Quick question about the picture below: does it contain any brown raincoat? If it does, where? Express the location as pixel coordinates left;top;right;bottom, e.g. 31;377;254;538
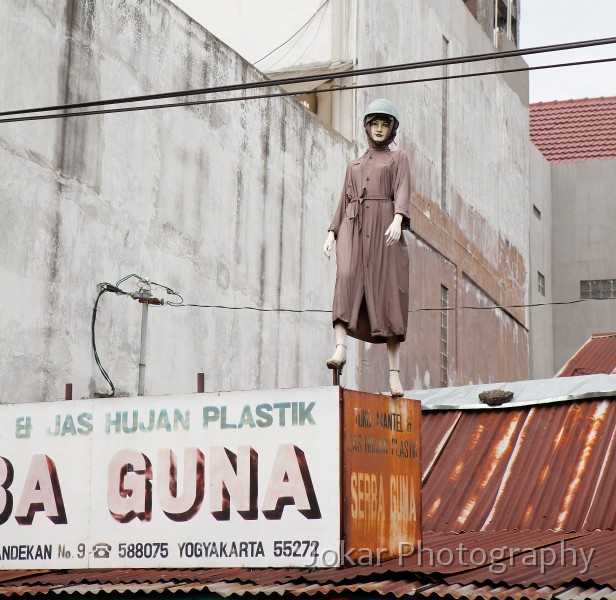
328;145;411;343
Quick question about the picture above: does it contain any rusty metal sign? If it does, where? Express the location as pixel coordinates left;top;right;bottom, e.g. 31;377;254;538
341;388;422;563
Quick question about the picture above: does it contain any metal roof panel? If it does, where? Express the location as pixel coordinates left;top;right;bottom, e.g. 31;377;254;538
408;374;616;410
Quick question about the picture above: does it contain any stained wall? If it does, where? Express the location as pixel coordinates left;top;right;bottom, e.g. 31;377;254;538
0;0;352;402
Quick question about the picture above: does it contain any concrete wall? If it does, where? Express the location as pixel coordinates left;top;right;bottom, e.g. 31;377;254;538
354;0;530;388
0;0;353;403
1;0;532;403
528;144;554;378
551;158;616;372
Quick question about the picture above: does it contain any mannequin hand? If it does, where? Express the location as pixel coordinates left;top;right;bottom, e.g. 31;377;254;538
323;231;335;259
385;213;403;246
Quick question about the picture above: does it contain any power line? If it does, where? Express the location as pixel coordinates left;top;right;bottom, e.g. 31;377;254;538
253;0;330;65
2;55;615;125
1;37;615;120
165;296;615;314
108;274;616;316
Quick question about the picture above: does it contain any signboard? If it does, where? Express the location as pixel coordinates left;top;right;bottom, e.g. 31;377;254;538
342;390;421;563
0;387;340;569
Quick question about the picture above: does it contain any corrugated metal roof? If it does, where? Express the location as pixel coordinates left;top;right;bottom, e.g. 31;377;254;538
407;373;616;410
530;96;616;162
421;398;616;532
557;333;616;377
2;531;616;598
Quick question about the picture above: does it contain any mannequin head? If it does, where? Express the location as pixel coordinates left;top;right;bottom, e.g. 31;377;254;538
368;115;392;143
363;99;400;147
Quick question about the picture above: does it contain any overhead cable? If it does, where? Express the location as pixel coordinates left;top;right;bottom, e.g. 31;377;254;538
2;55;615;125
1;37;615;120
166;296;615;314
253;0;330;65
105;273;616;316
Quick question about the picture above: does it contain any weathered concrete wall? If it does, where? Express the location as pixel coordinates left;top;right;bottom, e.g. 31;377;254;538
551;158;616;372
164;0;532;391
529;144;554;378
1;0;532;402
0;0;353;403
355;0;530;388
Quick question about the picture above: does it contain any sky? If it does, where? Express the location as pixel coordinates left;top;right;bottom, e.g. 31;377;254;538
173;0;616;104
521;0;616;103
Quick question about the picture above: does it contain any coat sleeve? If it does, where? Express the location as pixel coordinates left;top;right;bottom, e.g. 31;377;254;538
393;151;412;231
328;163;352;237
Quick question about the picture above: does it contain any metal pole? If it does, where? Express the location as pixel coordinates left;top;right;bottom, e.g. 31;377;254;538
138;300;149;396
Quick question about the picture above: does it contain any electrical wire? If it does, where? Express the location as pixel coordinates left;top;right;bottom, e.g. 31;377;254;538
1;37;615;120
265;2;328;71
2;55;615;125
91;283;129;397
253;0;330;66
165;296;616;314
101;273;616;316
90;273;615;390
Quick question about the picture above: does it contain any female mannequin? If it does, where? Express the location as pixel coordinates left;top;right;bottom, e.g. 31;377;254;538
323;99;411;397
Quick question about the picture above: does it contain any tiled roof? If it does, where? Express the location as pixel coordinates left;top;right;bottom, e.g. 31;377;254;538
530;96;616;162
3;389;616;597
557;332;616;377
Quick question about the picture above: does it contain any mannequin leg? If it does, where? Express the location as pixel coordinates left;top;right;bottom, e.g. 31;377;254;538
387;337;404;397
326;322;347;369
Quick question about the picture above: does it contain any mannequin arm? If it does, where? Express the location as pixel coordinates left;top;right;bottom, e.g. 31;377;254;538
385;213;403;246
323;230;336;259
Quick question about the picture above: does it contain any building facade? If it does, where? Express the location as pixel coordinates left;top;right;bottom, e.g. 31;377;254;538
1;0;531;404
530;96;616;377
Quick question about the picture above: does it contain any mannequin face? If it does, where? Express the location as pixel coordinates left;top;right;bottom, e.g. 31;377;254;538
369;118;391;142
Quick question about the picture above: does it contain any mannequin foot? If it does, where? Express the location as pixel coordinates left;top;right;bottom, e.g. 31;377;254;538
389;369;404;397
326;344;347;370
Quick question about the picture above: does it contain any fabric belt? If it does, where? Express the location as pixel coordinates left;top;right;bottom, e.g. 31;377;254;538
347;194;391;231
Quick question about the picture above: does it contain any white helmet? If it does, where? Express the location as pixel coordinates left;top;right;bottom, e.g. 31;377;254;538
363;98;399;124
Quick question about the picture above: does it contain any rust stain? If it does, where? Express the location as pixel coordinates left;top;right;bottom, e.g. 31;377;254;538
556;400;609;529
410;190;527;327
341;389;421;562
468;424;485;451
450;462;464;481
456;496;477;526
426;497;441;519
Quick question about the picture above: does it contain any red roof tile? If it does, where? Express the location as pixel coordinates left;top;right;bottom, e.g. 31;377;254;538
556;332;616;377
530;96;616;162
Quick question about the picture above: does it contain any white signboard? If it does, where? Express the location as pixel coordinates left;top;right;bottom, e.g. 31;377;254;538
0;387;340;569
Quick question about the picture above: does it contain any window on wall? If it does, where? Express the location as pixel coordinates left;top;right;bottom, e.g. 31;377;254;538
495;0;519;46
581;279;616;299
440;285;449;387
538;272;545;297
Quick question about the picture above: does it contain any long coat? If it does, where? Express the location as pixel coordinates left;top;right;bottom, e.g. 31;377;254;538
328;146;411;344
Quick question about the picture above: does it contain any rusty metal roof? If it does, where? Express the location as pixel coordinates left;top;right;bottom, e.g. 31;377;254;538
557;333;616;377
421;398;616;532
2;531;616;598
3;391;616;598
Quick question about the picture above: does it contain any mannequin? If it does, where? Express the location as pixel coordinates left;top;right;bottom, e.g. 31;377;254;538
323;99;411;397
